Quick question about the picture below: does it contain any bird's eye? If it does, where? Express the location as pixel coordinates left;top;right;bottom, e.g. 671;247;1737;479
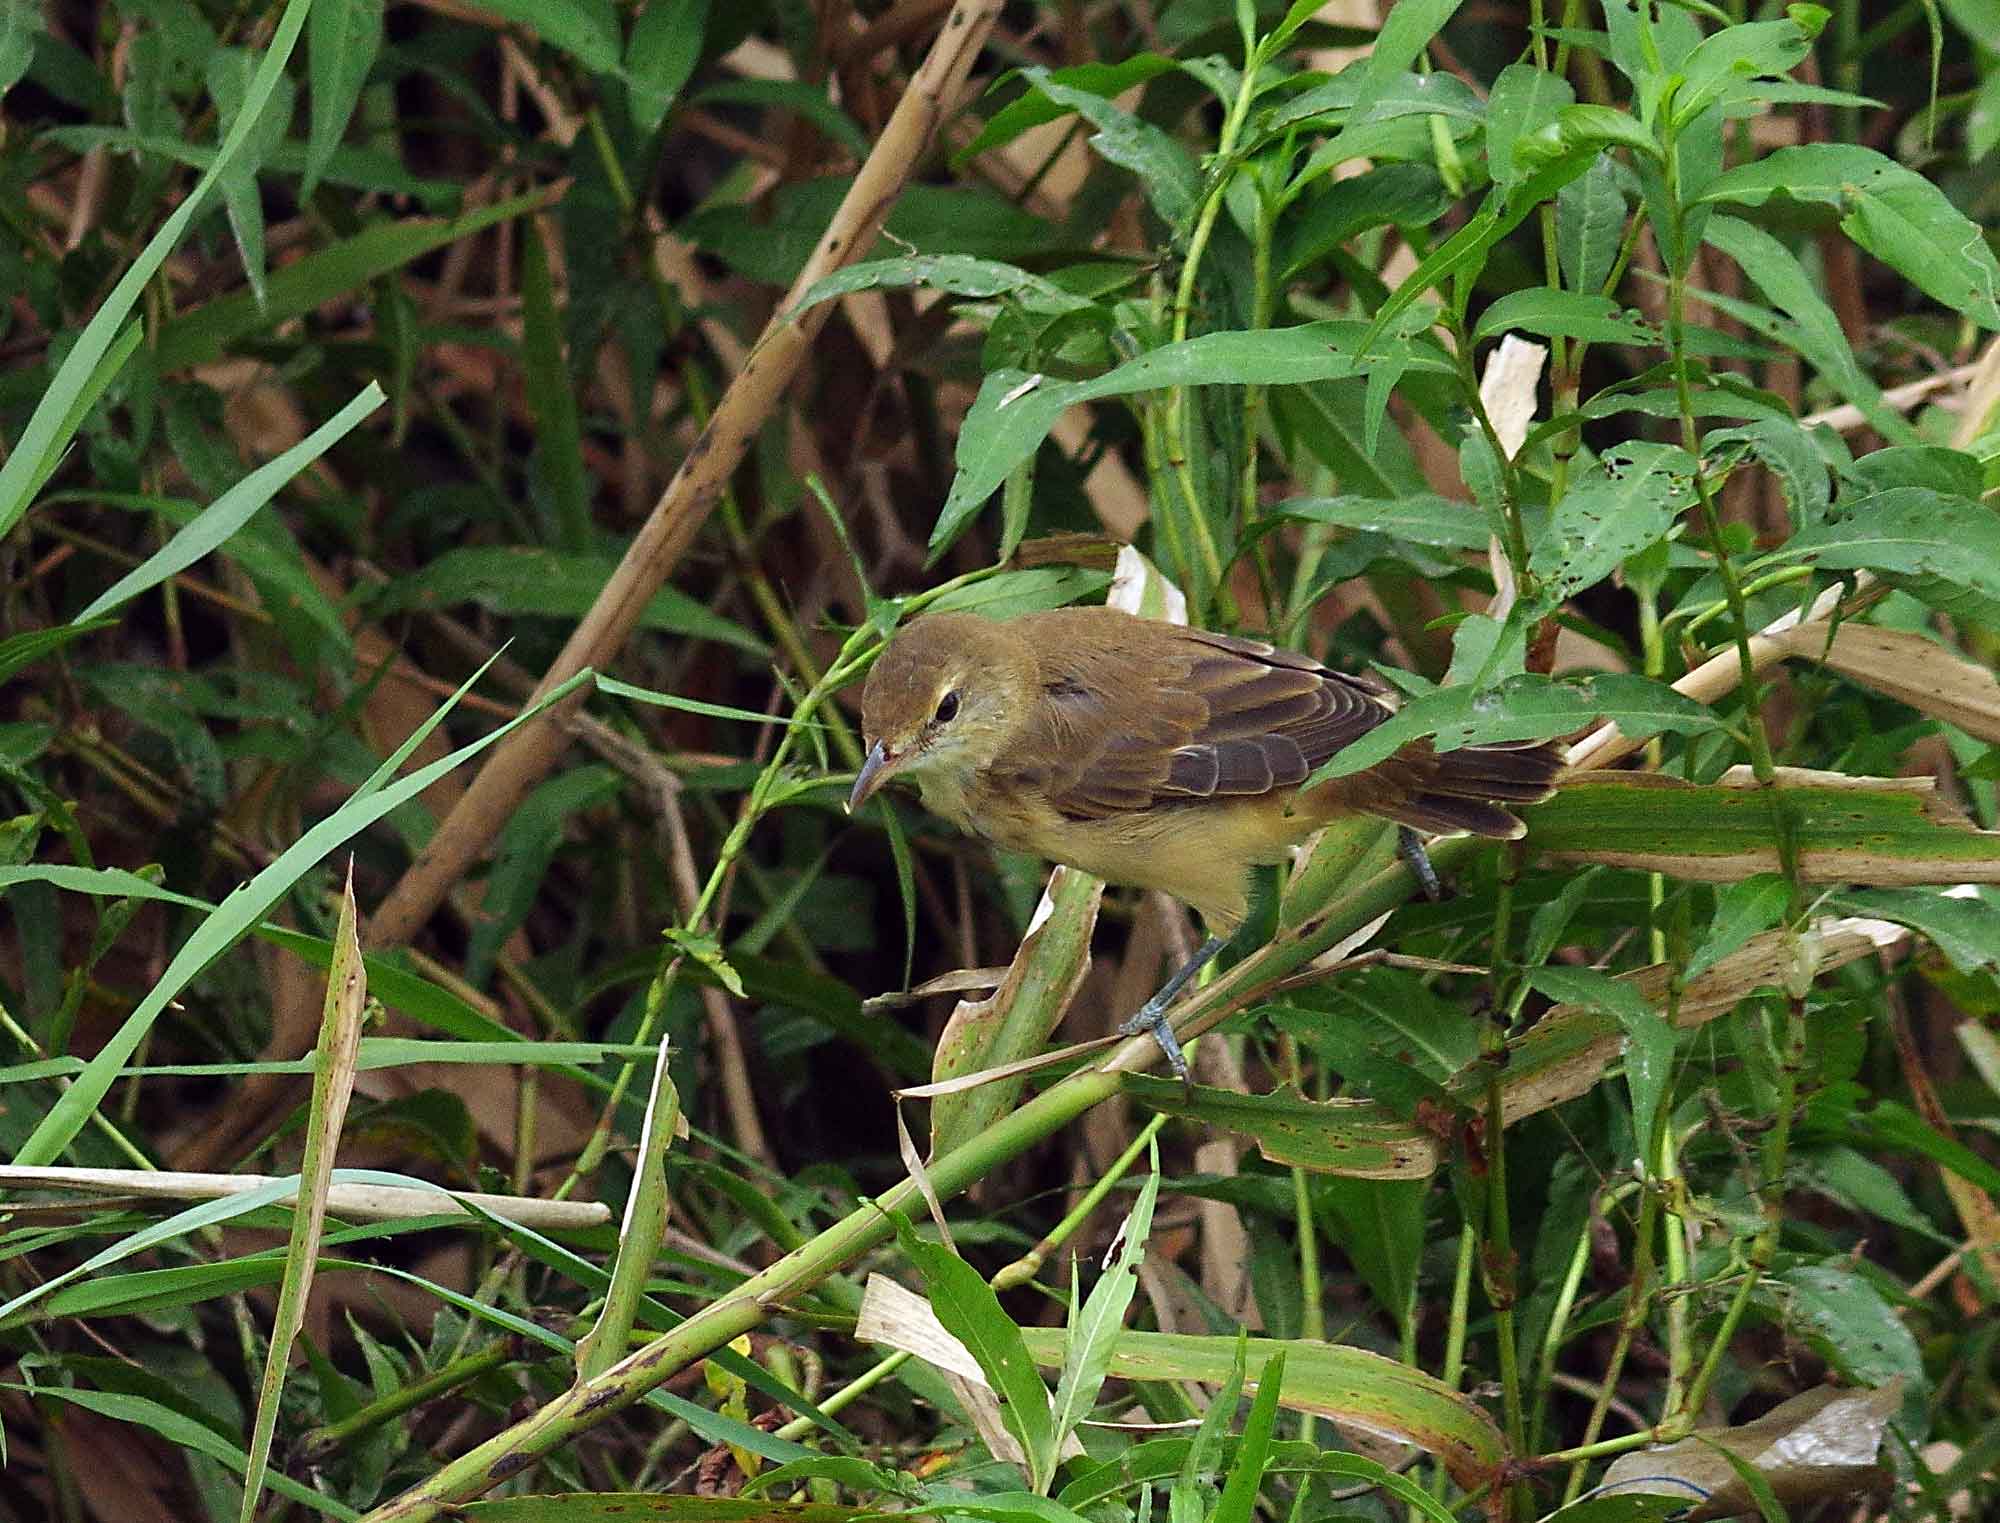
933;690;960;725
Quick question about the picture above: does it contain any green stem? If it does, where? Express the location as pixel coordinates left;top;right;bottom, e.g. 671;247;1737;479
1673;992;1805;1428
1560;1182;1660;1504
299;1338;529;1464
1162;51;1265;609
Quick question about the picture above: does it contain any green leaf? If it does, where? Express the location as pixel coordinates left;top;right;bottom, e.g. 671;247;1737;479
470;767;624;983
1703;215;1918;444
625;0;708;135
1529;965;1671;1138
898;1222;1055;1481
955;55;1177;166
1529;440;1696;602
72;385;384;626
10;665;594;1167
477;0;619;71
1213;1348;1284;1523
304;0;384;197
1360;148;1596;352
1672;16;1817;125
1698;143;2000;329
1128;1078;1438;1178
1275;162;1450;280
1521;773;2000;883
1846;443;1984;498
205;48;297;307
1018;67;1200;230
1274;492;1489;550
1485;62;1573;188
1179;1332;1247;1510
787;254;1096;323
1473;288;1654;346
937;324;1451;556
0;0;40;101
683;179;1060;287
1307;672;1717;786
1306;0;1470;170
0;620;115;685
1831;887;2000;973
1015;1325;1506;1491
155;188;557;369
1772;1263;1925;1393
1050;1154;1157;1456
1546;102;1659;161
0;1176;304;1327
0;0;312;537
1709;417;1831;527
1773;487;2000;625
1557;153;1625;296
520;225;589;551
1799;1145;1949;1243
663;927;746;998
693;79;869;158
364;546;767;653
1317;1175;1425;1338
13;1386;357;1520
1686;874;1792;981
595;676;824;729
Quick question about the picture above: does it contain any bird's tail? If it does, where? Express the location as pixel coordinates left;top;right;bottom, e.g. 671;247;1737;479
1381;740;1566;840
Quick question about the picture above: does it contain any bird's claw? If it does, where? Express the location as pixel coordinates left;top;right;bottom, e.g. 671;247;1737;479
1117;996;1192;1089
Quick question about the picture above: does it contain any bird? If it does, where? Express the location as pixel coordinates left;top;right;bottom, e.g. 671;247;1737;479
846;606;1565;1079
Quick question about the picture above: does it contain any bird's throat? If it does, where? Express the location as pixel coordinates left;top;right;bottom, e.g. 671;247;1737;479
911;759;983;837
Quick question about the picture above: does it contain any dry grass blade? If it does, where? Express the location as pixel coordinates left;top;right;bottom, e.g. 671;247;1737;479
239;863;366;1523
1764;622;2000;744
0;1166;612;1229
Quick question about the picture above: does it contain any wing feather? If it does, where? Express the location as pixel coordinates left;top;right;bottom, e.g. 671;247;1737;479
1017;615;1390;818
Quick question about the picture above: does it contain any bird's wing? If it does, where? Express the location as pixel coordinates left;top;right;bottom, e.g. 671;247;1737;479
1023;626;1392;818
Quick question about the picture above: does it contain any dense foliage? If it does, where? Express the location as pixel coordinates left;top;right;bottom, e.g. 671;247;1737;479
2;0;2000;1520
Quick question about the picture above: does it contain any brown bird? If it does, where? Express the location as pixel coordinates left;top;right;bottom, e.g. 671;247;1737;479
848;606;1563;1077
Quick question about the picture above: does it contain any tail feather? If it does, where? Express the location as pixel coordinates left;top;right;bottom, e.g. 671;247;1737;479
1390;740;1565;839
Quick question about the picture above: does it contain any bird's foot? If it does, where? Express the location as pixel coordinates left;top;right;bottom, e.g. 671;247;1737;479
1398;826;1445;901
1114;933;1228;1089
1117;994;1193;1087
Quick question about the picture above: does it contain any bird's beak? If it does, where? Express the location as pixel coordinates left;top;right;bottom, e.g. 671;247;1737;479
847;740;898;813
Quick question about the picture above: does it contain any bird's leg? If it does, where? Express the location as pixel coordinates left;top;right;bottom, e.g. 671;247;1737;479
1397;826;1445;902
1117;933;1230;1084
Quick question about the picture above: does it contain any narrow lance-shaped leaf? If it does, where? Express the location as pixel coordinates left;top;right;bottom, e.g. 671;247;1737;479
1699;143;2000;329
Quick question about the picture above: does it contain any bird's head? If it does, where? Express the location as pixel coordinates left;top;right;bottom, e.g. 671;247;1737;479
848;612;1033;812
